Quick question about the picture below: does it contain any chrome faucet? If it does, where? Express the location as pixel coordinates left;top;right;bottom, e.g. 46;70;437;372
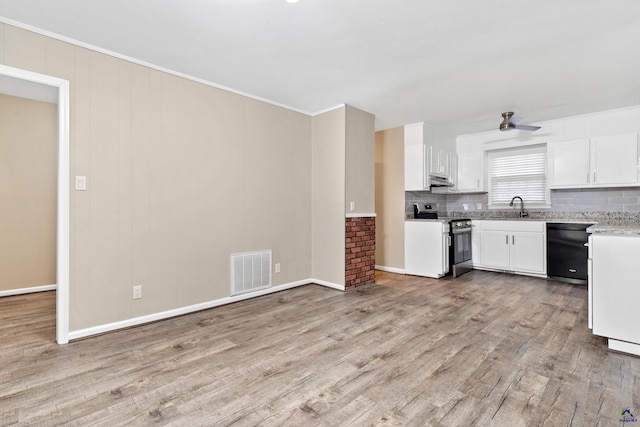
509;196;528;218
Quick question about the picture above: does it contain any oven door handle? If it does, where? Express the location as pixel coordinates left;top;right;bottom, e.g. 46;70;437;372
451;227;472;234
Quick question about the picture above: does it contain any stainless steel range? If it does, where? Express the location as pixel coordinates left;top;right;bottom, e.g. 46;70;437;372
413;203;472;278
449;218;472;277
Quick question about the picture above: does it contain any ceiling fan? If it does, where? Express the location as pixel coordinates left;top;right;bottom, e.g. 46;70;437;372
499;112;541;132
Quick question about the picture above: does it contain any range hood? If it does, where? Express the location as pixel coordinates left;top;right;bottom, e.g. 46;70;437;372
429;174;453;187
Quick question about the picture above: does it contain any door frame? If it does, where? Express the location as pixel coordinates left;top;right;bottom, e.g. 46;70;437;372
0;64;70;344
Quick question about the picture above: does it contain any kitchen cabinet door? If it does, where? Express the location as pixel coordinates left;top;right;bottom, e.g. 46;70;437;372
475;221;546;276
457;151;484;192
428;146;451;178
591;133;639;185
549;139;590;187
448;152;457;189
431;152;459;194
591;234;640;347
404;123;427;191
479;231;510;269
404;221;449;278
588;235;593;330
509;232;545;274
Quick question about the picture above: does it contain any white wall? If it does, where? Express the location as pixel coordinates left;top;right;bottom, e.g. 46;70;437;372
0;23;314;332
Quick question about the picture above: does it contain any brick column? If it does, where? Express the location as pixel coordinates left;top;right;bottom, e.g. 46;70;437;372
345;216;376;289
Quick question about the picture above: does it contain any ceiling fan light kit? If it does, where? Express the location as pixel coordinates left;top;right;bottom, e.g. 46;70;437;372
499;112;541;132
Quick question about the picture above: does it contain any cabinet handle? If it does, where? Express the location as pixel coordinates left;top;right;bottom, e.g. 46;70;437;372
477;179;480;189
505;235;509;245
593;171;596;182
512;235;515;245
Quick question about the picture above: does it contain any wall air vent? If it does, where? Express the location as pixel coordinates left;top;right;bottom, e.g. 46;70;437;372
230;250;272;296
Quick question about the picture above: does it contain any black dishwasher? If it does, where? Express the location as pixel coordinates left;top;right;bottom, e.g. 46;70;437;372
546;222;591;285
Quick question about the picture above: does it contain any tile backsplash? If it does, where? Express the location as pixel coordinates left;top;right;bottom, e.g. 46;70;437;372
406;187;640;219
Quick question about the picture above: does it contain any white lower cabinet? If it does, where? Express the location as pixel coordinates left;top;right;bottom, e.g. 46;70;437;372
479;231;511;269
473;220;546;276
510;232;546;273
404;221;450;278
590;233;640;355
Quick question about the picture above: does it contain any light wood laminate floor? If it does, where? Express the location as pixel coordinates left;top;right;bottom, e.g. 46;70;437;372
2;270;639;426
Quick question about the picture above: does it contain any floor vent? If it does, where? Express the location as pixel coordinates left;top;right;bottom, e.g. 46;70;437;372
231;250;272;296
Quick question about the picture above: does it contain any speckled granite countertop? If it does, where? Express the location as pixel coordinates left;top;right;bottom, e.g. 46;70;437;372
406;211;640;227
587;224;640;234
405;218;449;223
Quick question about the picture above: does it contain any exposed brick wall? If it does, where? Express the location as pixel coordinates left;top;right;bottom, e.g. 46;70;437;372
345;216;376;290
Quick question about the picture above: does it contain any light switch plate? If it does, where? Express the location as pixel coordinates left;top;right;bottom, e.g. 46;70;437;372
75;176;87;191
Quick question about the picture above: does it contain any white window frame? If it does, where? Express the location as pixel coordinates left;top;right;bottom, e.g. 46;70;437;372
487;144;550;209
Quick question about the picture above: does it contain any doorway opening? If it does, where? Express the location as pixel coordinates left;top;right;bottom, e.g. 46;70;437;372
0;64;70;344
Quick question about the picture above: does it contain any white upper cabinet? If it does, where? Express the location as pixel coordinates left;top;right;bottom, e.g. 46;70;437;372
456;151;484;192
431;150;458;194
404;123;427;191
404;122;456;190
549;132;639;188
591;133;639;185
448;151;457;189
428;146;451;178
548;138;590;187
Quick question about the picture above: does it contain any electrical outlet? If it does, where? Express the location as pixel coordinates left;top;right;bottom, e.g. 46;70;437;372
477;203;483;210
132;285;142;299
350;201;356;212
274;263;281;273
75;176;87;191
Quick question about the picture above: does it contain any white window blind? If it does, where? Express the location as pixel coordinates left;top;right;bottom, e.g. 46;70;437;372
488;145;549;207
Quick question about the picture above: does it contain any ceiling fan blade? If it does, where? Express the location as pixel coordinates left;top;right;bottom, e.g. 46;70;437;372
513;124;541;131
508;116;523;125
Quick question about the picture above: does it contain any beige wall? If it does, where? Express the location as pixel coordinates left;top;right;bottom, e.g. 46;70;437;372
374;127;405;270
0;94;57;291
311;107;346;286
345;105;375;214
0;23;313;331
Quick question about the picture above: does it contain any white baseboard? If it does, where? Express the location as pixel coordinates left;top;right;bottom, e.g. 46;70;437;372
309;279;345;291
68;278;342;341
375;265;405;274
0;284;57;297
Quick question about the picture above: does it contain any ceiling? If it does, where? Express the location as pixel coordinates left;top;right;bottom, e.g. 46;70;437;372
1;0;640;134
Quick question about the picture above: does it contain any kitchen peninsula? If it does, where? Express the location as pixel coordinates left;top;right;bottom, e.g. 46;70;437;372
588;223;640;356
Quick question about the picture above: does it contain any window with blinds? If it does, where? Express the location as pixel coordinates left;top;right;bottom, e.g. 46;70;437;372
488;145;549;208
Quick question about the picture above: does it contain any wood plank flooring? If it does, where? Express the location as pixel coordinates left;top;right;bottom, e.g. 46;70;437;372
2;270;639;426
